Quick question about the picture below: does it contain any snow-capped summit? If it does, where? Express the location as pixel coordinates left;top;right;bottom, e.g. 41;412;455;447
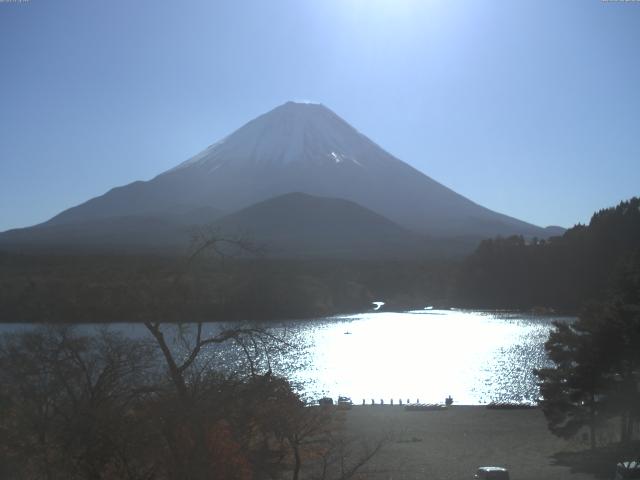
37;101;549;239
171;101;377;173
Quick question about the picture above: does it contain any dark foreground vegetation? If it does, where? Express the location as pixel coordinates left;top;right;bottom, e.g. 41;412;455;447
535;247;640;453
0;324;387;480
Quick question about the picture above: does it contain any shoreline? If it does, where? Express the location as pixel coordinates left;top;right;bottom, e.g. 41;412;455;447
0;306;578;325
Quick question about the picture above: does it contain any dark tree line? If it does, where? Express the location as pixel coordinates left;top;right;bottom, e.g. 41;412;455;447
453;197;640;311
535;250;640;449
0;253;453;323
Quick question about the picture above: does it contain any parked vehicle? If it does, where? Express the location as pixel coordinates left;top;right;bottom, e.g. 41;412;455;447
615;460;640;479
474;466;510;480
337;396;353;409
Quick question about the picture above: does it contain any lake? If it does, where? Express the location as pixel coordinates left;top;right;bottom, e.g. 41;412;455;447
0;309;573;405
285;309;574;405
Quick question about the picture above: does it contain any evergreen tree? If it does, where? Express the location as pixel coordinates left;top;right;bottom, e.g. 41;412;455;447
535;313;611;449
536;252;640;448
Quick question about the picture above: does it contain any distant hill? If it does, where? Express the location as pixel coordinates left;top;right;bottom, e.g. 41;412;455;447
543;225;566;237
212;192;446;259
452;197;640;311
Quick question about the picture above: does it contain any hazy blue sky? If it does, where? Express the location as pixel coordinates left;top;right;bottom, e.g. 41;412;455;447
1;0;639;231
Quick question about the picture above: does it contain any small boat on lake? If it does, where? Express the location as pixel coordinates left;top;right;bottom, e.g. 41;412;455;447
372;301;385;311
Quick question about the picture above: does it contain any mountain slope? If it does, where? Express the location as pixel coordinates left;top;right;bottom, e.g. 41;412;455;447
40;102;552;239
0;207;224;254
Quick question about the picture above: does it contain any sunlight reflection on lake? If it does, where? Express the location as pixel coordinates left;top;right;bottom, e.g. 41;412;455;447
0;309;573;405
283;309;572;405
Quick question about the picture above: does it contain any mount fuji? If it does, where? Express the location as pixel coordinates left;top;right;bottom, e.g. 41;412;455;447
0;102;560;256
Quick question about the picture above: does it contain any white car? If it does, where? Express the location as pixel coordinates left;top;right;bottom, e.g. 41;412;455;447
615;460;640;479
474;466;510;480
337;396;353;409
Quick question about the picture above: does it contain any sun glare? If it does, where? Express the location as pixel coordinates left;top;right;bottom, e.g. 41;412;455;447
348;0;424;15
335;0;447;45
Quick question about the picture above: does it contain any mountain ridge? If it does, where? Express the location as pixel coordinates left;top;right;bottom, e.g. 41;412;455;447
1;102;563;256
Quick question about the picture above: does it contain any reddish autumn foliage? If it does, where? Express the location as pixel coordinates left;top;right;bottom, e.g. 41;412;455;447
206;421;253;480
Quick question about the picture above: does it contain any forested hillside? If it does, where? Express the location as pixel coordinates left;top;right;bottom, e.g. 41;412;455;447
452;198;640;311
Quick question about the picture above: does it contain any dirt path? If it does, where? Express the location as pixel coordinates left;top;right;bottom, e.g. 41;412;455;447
341;406;598;480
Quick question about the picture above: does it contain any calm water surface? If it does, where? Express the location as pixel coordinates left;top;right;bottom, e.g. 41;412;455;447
0;309;574;405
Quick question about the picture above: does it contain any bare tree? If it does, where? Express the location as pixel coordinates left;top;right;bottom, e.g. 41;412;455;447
0;231;388;480
307;414;389;480
143;321;289;402
187;225;264;266
0;327;159;480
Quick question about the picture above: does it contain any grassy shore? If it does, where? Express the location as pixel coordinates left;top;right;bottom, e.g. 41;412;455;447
341;405;598;480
